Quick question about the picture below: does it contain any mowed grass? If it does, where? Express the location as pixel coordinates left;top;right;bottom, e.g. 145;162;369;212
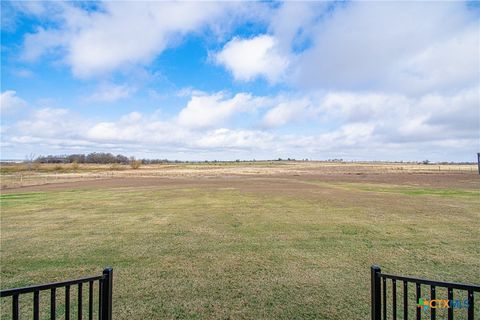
1;179;479;319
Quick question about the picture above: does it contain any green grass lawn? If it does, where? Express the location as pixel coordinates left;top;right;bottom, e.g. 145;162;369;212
1;179;479;319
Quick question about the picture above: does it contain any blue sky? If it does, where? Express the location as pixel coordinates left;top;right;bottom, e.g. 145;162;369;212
1;1;479;161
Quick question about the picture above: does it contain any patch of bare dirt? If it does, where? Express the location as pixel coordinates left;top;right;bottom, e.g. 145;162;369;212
1;170;478;195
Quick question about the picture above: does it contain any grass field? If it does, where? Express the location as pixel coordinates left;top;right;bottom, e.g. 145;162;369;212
1;163;479;319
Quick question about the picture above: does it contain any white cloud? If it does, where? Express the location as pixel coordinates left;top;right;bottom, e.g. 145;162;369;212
86;84;136;102
22;27;68;61
287;1;479;94
1;1;51;31
262;97;313;128
11;1;49;16
196;128;274;150
268;2;323;53
215;35;288;83
390;25;479;94
214;1;478;92
4;2;479;161
21;2;244;78
15;108;84;139
2;87;477;161
319;87;479;144
86;112;191;145
177;92;268;128
15;1;479;92
1;90;27;113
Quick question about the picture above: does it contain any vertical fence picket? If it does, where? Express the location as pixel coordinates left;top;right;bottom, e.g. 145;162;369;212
78;283;83;320
416;284;421;320
89;280;94;320
403;281;408;320
447;288;453;320
392;279;397;320
66;285;71;320
33;290;40;320
98;280;103;320
101;268;113;320
430;286;435;320
371;266;382;320
467;290;474;320
50;287;56;320
12;294;19;320
382;277;387;320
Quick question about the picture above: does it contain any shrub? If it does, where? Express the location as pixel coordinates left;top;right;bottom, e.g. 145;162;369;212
130;159;141;170
71;161;79;170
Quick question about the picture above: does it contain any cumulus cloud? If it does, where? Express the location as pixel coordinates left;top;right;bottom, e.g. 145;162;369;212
262;97;313;128
390;25;479;94
177;92;268;128
319;87;479;144
15;108;84;139
16;1;479;91
3;2;478;161
22;27;68;62
21;2;245;78
213;1;478;95
288;1;479;94
1;90;27;113
196;128;275;150
85;111;192;145
2;87;477;161
215;35;288;83
268;2;323;53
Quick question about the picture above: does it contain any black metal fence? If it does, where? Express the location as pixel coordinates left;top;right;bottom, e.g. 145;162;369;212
372;265;480;320
0;267;112;320
2;265;478;319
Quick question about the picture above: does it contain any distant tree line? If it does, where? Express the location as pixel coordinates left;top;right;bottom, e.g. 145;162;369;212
33;153;310;164
34;153;190;165
30;154;475;165
35;153;131;164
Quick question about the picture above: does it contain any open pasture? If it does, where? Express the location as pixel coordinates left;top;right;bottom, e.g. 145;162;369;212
1;163;479;319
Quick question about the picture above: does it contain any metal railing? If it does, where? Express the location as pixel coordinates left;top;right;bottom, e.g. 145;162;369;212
1;267;113;320
371;265;479;320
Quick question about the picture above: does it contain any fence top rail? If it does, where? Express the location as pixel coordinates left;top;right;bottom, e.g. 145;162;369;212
0;275;103;297
380;273;480;292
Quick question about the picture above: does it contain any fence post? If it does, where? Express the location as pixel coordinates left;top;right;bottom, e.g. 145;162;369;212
477;153;480;175
371;265;381;320
101;267;113;320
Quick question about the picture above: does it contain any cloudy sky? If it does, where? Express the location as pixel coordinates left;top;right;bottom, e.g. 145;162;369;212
1;1;479;161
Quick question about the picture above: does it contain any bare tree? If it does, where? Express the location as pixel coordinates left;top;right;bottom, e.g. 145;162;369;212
25;153;36;171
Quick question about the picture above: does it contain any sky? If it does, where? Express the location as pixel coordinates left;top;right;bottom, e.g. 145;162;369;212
1;1;479;161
